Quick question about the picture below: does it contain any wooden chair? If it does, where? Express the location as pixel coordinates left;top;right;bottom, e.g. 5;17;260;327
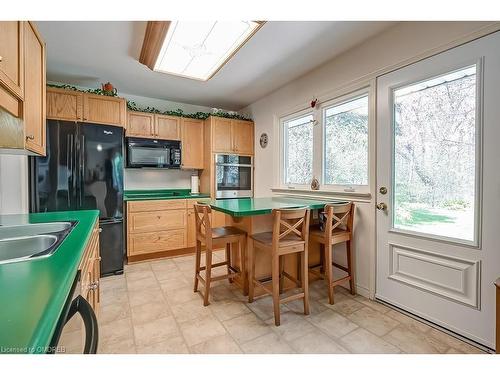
193;203;247;306
309;202;355;305
248;207;311;326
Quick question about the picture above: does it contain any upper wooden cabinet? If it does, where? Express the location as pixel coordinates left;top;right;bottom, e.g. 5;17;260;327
127;111;155;137
47;87;126;127
83;93;126;126
126;112;180;140
212;117;233;153
46;87;83;121
23;22;46;156
156;114;180;140
209;116;254;155
0;21;24;100
181;118;204;169
0;21;45;156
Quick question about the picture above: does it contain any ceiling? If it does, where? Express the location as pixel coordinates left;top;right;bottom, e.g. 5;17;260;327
37;21;395;110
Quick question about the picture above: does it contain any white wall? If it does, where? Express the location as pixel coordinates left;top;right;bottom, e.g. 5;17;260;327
0;154;29;214
243;21;498;297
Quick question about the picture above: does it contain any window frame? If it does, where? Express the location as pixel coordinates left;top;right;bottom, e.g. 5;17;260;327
279;108;315;189
321;88;372;194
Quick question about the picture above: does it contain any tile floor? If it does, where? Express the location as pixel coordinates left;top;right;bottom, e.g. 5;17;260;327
90;252;486;354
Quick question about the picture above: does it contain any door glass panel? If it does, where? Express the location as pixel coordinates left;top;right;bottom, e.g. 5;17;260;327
393;65;477;242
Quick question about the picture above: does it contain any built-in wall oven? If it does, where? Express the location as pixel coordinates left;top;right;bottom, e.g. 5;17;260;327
215;154;253;199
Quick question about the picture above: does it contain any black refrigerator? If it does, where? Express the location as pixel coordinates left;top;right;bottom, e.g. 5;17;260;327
30;120;124;276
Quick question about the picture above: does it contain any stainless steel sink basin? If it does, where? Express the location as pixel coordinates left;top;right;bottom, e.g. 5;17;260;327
0;222;72;239
0;221;76;265
0;235;58;263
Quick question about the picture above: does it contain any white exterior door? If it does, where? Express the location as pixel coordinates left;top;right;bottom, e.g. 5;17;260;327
376;31;500;349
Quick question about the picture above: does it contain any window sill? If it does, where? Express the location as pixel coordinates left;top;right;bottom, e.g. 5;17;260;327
271;187;372;202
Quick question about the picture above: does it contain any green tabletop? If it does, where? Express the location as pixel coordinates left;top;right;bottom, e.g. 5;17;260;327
206;197;349;217
124;189;210;201
0;210;99;354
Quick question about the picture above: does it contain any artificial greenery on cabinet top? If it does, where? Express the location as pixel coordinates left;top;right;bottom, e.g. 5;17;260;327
47;83;252;121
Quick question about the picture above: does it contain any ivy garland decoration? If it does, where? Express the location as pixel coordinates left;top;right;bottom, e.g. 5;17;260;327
47;83;252;121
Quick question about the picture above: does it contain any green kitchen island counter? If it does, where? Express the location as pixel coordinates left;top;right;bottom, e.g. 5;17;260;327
0;210;99;354
206;196;348;217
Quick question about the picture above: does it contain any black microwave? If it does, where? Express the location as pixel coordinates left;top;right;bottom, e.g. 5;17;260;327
126;137;181;168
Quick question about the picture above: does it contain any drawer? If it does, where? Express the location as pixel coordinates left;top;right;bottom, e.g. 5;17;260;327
128;199;186;212
128;229;186;255
186;198;210;210
129;209;186;234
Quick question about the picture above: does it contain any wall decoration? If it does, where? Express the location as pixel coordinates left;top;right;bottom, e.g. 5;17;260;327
47;83;119;97
259;133;269;148
311;98;319;108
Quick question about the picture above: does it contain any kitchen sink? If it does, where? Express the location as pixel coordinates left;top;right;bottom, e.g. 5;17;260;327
0;221;76;265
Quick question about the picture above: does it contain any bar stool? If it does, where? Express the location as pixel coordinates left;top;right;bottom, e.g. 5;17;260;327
193;203;247;306
309;202;355;305
248;207;311;326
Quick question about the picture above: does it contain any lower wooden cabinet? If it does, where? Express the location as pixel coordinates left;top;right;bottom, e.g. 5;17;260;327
79;220;100;314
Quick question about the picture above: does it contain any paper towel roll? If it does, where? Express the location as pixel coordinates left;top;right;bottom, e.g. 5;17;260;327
191;175;199;194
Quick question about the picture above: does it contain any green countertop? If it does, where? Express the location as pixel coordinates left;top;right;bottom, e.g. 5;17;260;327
0;210;99;354
208;197;349;217
124;189;210;201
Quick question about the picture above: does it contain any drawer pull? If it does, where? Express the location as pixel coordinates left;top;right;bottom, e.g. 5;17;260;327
0;56;3;62
89;281;99;290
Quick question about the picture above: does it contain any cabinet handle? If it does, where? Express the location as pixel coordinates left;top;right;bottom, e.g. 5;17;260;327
89;281;99;290
98;228;102;233
0;56;3;62
26;135;35;140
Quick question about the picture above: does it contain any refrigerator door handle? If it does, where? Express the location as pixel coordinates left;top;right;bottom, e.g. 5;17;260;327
66;135;71;207
79;134;85;207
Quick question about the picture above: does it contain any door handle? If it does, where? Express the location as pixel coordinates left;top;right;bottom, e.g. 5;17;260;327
376;202;387;211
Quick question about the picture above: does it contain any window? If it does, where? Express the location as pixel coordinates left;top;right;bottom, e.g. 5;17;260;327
392;65;478;242
323;95;369;186
282;113;314;185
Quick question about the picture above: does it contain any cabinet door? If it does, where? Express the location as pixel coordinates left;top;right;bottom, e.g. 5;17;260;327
232;120;254;155
212;117;233;153
181;118;204;169
186;209;196;248
24;22;46;156
0;21;24;99
46;88;83;121
156;114;180;140
83;94;126;127
127;111;155;138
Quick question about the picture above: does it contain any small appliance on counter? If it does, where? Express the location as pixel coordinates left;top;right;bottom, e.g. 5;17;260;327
126;137;181;169
191;174;200;195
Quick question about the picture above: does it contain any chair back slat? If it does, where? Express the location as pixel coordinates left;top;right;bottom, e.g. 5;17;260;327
271;207;310;246
324;203;354;234
193;203;212;243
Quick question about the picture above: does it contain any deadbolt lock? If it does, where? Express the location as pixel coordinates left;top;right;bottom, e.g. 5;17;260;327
379;187;387;195
376;202;388;211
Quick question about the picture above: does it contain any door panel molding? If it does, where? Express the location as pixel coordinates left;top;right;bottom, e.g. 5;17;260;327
388;243;480;308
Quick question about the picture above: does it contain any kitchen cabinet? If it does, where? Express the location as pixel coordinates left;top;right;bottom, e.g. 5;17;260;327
79;220;101;314
127;111;155;137
47;87;126;127
23;21;46;155
0;21;46;156
0;21;24;100
156;114;180;140
46;87;83;121
83;93;126;127
181;118;204;169
209;116;254;155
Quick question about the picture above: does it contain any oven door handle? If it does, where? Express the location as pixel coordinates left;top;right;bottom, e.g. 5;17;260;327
215;163;253;167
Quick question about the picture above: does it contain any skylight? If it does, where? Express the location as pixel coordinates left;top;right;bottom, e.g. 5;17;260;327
153;21;262;81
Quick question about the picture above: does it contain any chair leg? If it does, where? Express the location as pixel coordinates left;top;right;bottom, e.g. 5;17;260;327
279;256;285;294
240;236;249;296
319;243;325;275
226;242;233;284
272;253;281;326
302;249;310;315
194;240;202;292
248;240;255;303
346;240;356;295
204;244;213;306
325;243;334;305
